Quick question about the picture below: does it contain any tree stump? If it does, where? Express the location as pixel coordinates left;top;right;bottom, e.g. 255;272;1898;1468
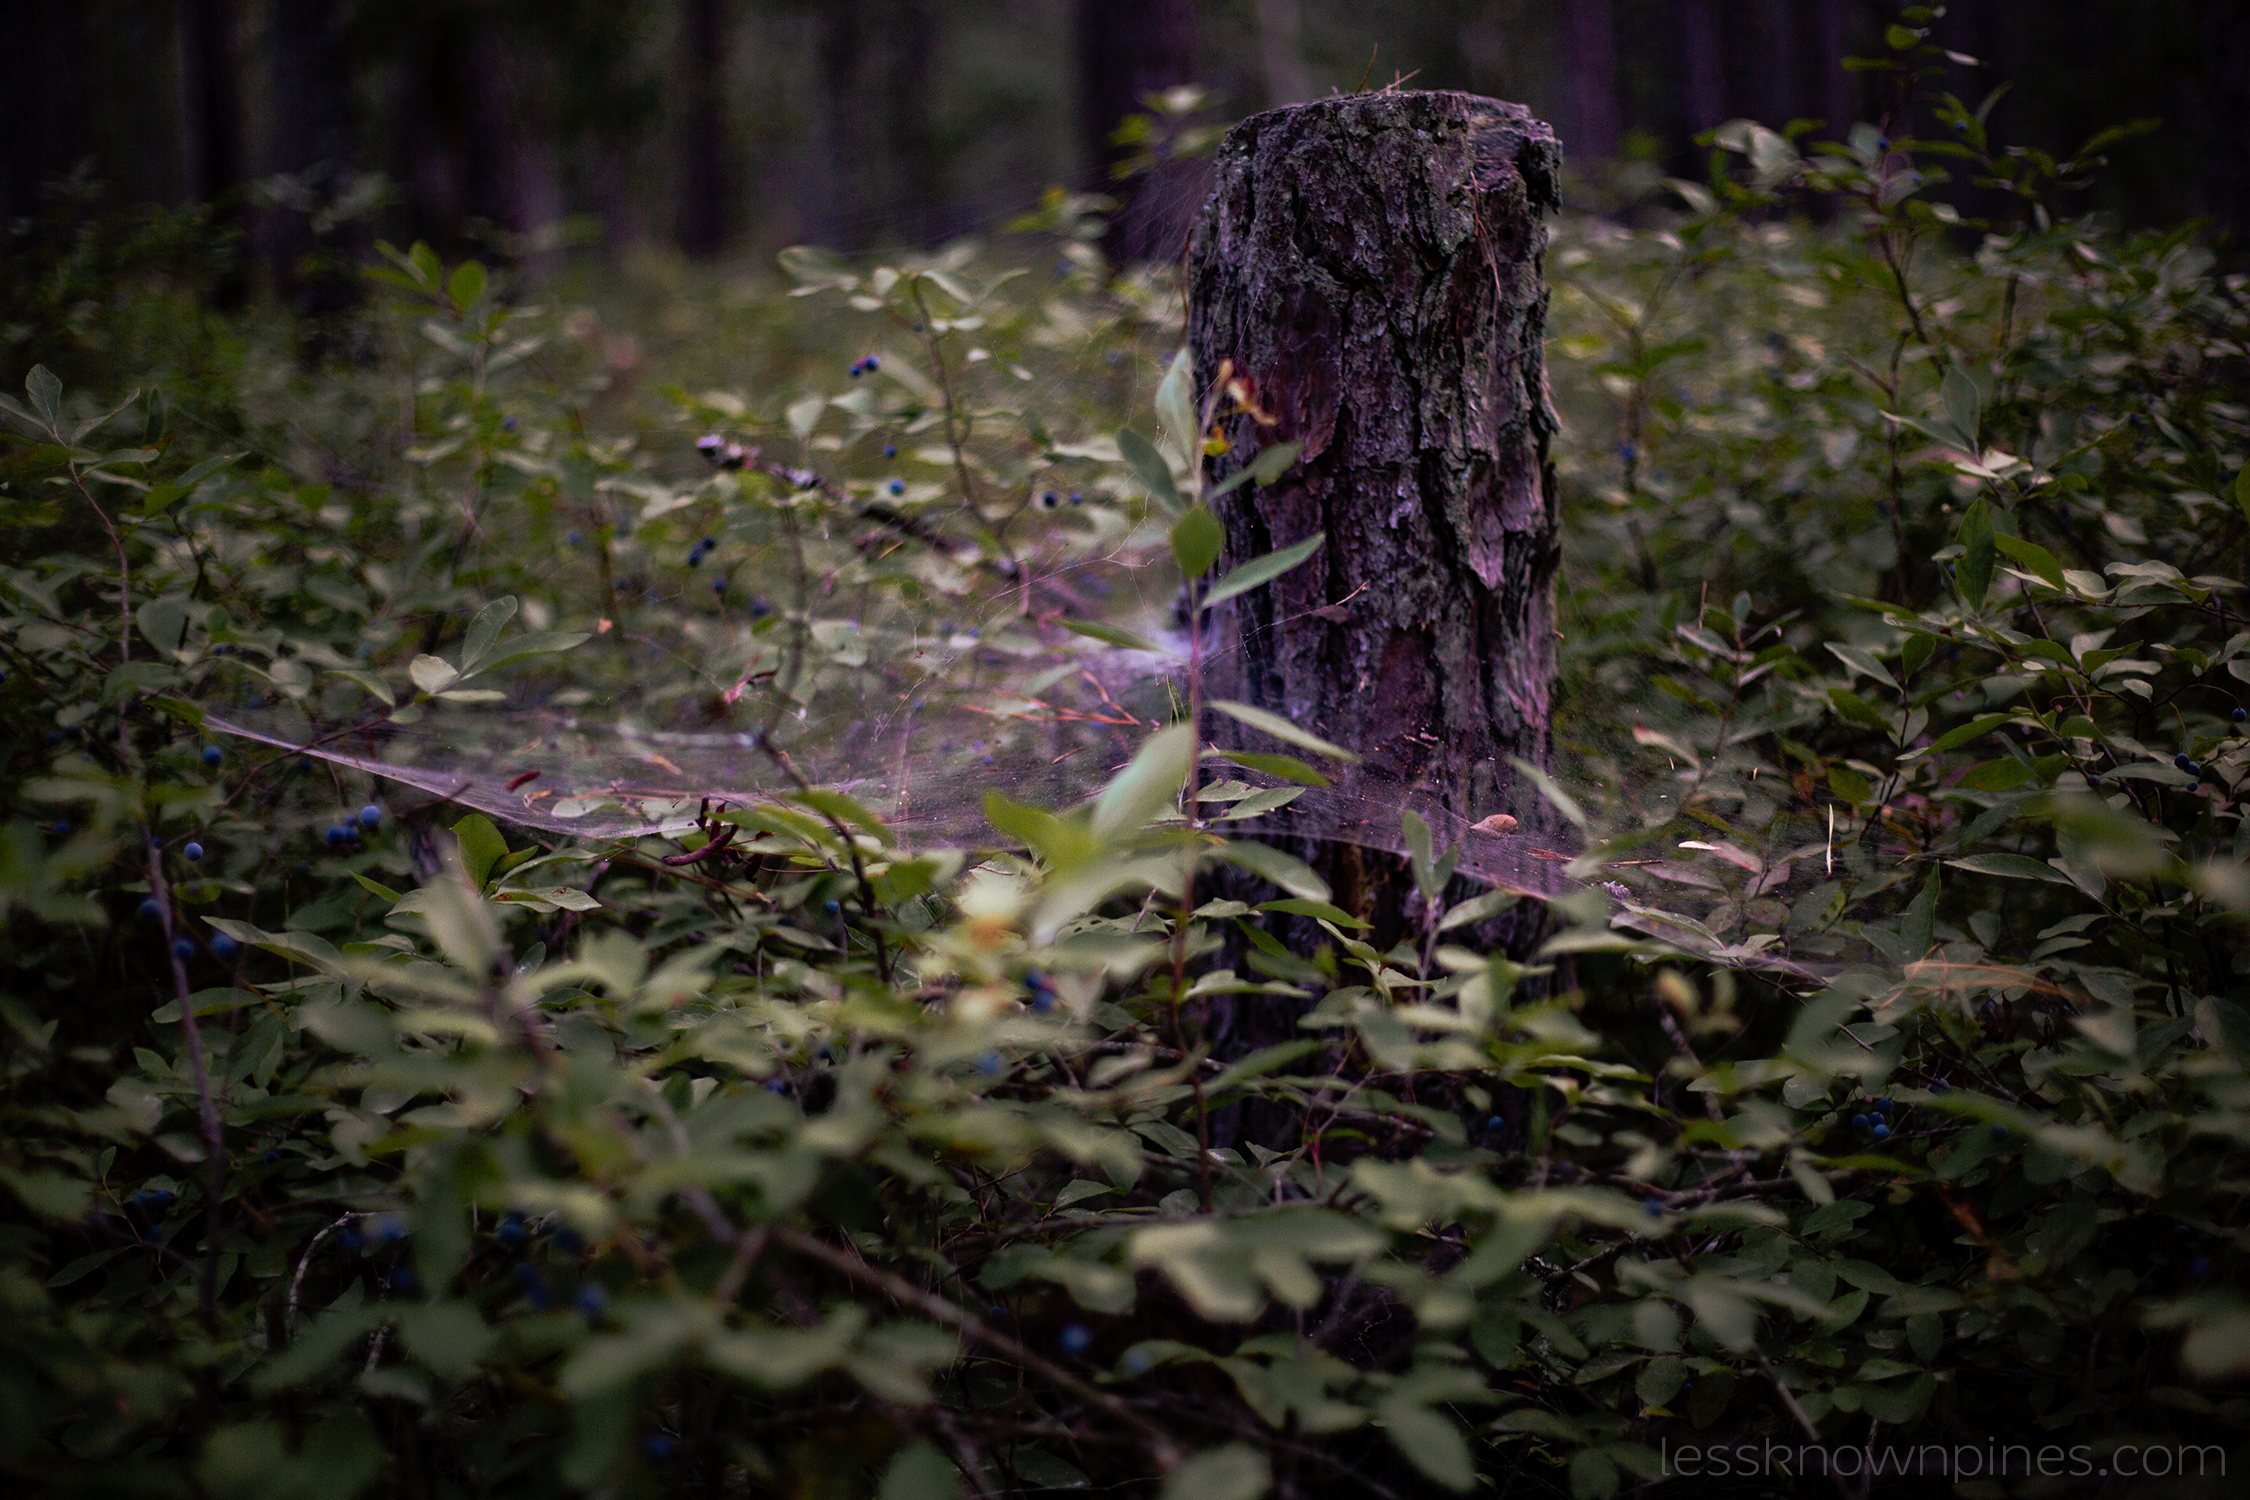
1190;90;1563;946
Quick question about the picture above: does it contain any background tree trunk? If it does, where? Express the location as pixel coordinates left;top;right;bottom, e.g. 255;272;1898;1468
1190;91;1563;948
178;0;246;209
1555;0;1621;165
1074;0;1201;263
678;0;730;257
816;0;940;251
267;0;361;335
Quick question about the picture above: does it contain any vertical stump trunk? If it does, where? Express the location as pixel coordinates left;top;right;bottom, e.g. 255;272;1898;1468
1189;91;1563;946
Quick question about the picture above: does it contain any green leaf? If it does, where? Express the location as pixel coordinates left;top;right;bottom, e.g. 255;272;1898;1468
26;365;61;426
459;596;520;674
1060;618;1162;652
1172;505;1224;580
1208;440;1304;498
1160;1445;1269;1500
1509;756;1588;832
1208;748;1331;787
1993;532;2064;589
137;595;190;655
447;260;487;309
1257;898;1367;928
1154;349;1199;471
1208;700;1360;763
1118;428;1180;512
1211;840;1331;901
878;1443;961;1500
1941;363;1982;451
1956;758;2030;792
461;631;591;677
409;655;460;695
1921;712;2014;755
1957;499;1996;608
451;814;510;889
1827;765;1873;804
2232;466;2250;526
1901;864;1939;958
1206;1039;1323;1093
777;244;858;290
1829;688;1892;731
1203;532;1325;610
1092;724;1194;839
1944;853;2075;884
1439;889;1519;932
351;873;405;904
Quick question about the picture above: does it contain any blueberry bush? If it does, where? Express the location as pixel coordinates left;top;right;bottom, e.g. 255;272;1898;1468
3;24;2248;1500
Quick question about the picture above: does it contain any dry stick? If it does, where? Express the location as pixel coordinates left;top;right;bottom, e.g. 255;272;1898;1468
770;1225;1183;1470
147;842;227;1327
289;1211;361;1337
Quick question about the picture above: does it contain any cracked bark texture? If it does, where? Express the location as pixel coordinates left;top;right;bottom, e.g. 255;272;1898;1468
1189;91;1563;945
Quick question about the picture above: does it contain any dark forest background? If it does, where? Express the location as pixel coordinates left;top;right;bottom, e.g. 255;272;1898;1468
6;1;2247;288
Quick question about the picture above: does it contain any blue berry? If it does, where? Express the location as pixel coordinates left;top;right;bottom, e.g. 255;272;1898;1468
862;355;879;372
883;444;897;458
375;1213;408;1242
138;898;160;920
2191;1256;2213;1280
2175;752;2193;771
849;362;862;378
1852;1113;1869;1129
1121;1348;1153;1376
1642;1197;1664;1215
1874;1098;1892;1113
645;1435;678;1462
389;1267;417;1294
514;1262;553;1310
977;1052;1002;1077
1059;1323;1093;1355
712;578;726;595
359;804;381;828
576;1284;610;1318
1041;491;1059;508
566;529;582;545
1872;1122;1890;1139
749;598;771;618
202;744;222;766
149;836;165;850
1990;1124;2009;1141
171;938;195;960
497;1212;527;1248
183;841;204;862
1070;491;1083;504
52;821;69;837
503;416;518;432
213;933;239;957
2185;761;2202;779
262;1149;279;1164
2234;708;2246;724
1485;1114;1503;1132
889;480;905;496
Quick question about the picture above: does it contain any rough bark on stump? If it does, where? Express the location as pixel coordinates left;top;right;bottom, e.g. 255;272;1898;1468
1189;91;1563;948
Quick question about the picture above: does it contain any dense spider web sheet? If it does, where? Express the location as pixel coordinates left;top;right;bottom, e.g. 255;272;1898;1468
201;547;1842;982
